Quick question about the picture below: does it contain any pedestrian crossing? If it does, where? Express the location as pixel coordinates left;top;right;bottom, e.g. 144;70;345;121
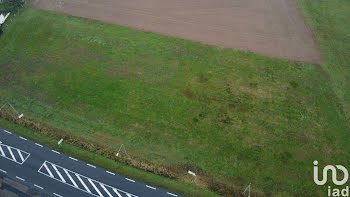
38;161;138;197
0;143;30;164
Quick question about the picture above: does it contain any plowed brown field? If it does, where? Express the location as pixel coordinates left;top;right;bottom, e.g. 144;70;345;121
29;0;320;63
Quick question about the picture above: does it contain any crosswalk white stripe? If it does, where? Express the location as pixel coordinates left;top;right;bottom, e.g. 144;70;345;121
76;174;91;193
88;179;103;197
17;149;24;162
52;164;66;183
0;145;5;156
7;146;17;162
64;168;78;188
100;184;113;197
43;162;54;177
113;188;123;197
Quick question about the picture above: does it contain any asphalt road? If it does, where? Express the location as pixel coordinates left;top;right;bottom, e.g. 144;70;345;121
0;128;182;197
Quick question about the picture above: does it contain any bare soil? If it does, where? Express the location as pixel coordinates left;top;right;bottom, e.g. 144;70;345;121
29;0;320;63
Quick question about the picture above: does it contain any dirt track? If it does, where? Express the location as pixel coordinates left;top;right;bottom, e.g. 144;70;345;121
29;0;321;63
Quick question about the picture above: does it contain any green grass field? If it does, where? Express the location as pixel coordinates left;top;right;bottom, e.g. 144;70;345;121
297;0;350;125
0;4;349;196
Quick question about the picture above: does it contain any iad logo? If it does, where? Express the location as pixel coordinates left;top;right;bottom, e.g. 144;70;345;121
314;160;349;185
313;160;349;197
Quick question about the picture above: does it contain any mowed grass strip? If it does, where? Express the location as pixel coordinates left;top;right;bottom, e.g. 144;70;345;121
0;8;349;196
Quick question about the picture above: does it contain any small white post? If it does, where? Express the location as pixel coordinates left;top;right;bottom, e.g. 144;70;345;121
58;138;63;145
188;170;196;176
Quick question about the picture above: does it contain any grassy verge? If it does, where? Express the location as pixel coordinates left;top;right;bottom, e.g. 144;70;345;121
0;117;221;197
297;0;350;125
0;4;4;12
0;7;349;196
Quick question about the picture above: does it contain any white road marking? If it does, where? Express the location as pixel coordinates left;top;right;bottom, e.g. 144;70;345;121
88;179;103;197
0;143;30;164
43;162;54;177
17;149;24;162
146;185;156;190
52;150;60;154
106;171;115;175
35;143;43;147
7;146;17;162
0;169;7;174
34;184;44;189
113;188;123;197
16;176;25;181
64;168;78;188
53;193;63;197
69;157;77;161
0;145;5;156
38;161;138;197
3;130;12;134
167;192;177;196
100;183;113;197
19;136;27;141
52;164;66;183
87;164;96;168
76;174;91;193
125;178;135;183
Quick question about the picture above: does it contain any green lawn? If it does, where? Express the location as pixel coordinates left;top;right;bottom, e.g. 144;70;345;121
298;0;350;125
0;7;349;196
